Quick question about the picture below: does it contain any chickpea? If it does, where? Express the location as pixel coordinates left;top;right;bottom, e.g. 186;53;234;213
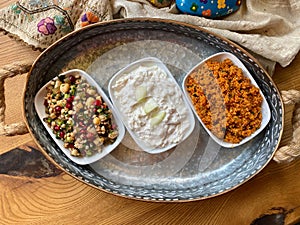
56;100;64;107
86;97;95;107
99;137;105;145
65;136;73;142
71;149;80;157
99;115;107;121
93;138;100;145
108;131;118;139
60;83;70;93
87;88;96;96
54;80;62;89
74;141;83;149
73;102;83;111
100;126;106;134
93;117;100;125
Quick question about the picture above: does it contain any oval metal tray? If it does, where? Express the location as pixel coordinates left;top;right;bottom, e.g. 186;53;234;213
24;18;283;202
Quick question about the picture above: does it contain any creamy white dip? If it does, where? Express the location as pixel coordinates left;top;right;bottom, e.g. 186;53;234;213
111;63;191;150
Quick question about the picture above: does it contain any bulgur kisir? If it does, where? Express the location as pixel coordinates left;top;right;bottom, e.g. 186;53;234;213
186;58;263;144
43;73;119;157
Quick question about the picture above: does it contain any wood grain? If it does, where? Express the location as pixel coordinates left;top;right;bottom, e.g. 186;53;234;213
1;0;300;223
2;143;300;225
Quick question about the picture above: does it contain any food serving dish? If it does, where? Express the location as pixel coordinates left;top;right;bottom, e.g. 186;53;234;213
182;52;271;148
108;57;195;154
24;18;283;202
34;69;125;165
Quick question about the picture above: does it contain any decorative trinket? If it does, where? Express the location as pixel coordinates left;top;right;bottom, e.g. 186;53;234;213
176;0;241;18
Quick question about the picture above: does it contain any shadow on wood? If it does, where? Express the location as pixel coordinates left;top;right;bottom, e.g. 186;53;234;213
0;145;61;178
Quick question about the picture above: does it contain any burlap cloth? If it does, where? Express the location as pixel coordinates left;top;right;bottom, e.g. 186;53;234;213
0;0;300;163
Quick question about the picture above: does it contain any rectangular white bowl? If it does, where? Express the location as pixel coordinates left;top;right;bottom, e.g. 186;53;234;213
182;52;271;148
34;69;125;165
108;57;195;154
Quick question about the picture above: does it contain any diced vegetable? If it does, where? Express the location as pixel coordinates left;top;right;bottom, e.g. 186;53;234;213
150;110;166;127
143;98;158;114
135;86;147;102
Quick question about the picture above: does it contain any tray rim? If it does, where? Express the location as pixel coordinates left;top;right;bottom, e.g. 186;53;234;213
23;17;284;202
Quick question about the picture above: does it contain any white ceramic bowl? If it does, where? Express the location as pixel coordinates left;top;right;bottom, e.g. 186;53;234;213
182;52;271;148
35;69;125;165
108;57;195;154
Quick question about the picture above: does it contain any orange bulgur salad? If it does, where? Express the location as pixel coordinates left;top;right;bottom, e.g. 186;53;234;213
185;58;263;144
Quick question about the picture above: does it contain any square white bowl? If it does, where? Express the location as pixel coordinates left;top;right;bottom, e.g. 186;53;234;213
108;57;195;154
34;69;125;165
182;52;271;148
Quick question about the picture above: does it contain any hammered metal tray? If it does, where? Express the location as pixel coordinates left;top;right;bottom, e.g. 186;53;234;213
24;18;283;202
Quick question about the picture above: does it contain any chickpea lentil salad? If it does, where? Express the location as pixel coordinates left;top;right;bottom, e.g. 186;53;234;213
43;71;120;158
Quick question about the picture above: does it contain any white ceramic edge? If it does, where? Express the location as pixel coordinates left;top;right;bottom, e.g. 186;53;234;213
182;52;271;148
34;69;125;165
108;57;195;154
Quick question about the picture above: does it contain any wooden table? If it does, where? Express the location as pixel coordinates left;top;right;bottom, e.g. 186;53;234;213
1;7;300;225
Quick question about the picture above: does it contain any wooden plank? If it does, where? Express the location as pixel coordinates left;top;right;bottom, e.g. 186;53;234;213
1;140;300;224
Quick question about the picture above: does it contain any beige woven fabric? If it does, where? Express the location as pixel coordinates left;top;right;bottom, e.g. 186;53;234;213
1;0;299;72
0;0;112;49
113;0;300;71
